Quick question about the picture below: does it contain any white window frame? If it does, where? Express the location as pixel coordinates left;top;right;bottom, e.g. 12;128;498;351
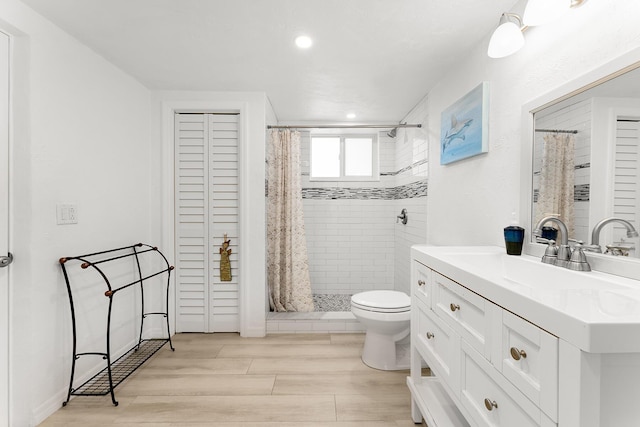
309;133;380;182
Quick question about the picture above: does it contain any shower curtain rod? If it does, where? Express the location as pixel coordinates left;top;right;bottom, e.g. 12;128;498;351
535;128;578;134
267;123;422;130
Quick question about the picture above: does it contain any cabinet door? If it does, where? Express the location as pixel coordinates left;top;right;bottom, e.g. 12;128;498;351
499;310;559;421
412;261;432;307
414;299;460;397
433;272;493;359
460;341;544;427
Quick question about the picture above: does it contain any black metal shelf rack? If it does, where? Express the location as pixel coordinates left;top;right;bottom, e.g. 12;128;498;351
59;243;175;407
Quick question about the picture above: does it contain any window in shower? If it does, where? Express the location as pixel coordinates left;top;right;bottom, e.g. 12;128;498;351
310;134;379;181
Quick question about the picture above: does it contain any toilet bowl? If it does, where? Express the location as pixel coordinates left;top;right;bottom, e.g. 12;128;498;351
351;290;411;370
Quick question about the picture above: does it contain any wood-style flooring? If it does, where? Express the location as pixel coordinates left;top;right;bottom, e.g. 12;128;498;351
39;333;424;426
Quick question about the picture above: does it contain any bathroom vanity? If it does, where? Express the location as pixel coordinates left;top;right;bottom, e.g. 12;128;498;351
408;245;640;427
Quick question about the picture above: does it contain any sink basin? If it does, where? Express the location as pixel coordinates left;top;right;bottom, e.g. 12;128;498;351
430;246;639;292
411;245;640;353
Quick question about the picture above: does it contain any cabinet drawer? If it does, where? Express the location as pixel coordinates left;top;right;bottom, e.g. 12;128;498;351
414;300;459;396
460;341;552;427
413;261;432;307
496;310;559;421
433;272;492;359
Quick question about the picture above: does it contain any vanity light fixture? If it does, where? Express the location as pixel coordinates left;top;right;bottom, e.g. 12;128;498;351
488;0;586;58
487;13;525;59
295;35;313;49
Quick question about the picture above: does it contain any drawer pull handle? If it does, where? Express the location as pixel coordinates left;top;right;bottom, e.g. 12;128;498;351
484;398;498;411
426;332;435;339
449;303;460;312
418;280;425;287
510;347;527;361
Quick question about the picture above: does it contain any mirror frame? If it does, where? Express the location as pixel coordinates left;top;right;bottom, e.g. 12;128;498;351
521;47;640;280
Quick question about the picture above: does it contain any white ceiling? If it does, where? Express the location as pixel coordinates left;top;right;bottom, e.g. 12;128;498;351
21;0;518;123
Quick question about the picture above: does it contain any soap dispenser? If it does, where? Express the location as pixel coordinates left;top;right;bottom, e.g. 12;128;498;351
504;212;525;256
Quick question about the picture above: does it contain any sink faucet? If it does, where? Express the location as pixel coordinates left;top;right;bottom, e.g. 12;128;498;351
586;217;639;253
533;216;572;267
533;216;569;246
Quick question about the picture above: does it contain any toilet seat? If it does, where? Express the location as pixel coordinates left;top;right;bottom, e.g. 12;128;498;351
351;290;410;313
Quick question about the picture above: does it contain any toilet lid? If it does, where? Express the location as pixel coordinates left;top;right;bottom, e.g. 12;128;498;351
351;290;410;313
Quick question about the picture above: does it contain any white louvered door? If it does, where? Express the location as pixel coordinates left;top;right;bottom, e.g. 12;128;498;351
175;113;240;332
208;114;239;332
614;119;640;257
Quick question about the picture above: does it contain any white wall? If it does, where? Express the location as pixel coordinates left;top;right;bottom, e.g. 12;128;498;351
0;1;156;425
424;0;640;247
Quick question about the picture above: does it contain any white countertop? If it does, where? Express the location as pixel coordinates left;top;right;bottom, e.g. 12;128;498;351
412;245;640;353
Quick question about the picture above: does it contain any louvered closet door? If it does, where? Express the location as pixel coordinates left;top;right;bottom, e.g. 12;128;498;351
208;114;239;332
175;113;239;332
614;119;640;254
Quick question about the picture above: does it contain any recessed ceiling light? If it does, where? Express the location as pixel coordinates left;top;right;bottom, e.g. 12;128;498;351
346;113;356;119
295;35;313;49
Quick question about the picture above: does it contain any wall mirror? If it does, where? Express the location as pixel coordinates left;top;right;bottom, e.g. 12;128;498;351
521;48;640;279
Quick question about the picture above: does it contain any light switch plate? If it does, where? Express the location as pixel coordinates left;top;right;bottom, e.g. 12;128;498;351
57;203;78;225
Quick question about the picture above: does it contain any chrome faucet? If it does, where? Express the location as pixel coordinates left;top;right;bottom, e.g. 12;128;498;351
533;216;590;269
533;215;569;246
585;217;639;254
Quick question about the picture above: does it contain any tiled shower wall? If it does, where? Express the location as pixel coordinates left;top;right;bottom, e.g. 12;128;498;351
301;97;429;297
393;97;429;296
301;132;396;295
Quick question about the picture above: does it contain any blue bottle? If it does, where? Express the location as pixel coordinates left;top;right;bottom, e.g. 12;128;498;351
504;213;524;256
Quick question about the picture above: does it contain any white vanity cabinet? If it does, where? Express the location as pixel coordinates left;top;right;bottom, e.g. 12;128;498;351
460;340;553;427
408;245;640;427
432;273;493;360
409;259;558;427
495;310;558;419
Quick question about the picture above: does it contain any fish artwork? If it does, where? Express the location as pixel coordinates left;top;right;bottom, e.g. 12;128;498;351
442;114;473;153
439;82;488;165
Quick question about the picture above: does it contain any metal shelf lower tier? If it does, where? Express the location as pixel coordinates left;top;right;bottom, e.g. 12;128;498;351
71;339;168;397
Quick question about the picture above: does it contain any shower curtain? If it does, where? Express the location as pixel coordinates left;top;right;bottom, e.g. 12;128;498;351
266;129;315;312
535;132;576;238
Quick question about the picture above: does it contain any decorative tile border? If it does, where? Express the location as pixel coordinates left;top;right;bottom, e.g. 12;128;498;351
303;187;395;200
395;180;429;199
574;183;590;202
533;162;590;176
533;183;590;202
267;157;429;199
575;162;591;170
302;179;428;200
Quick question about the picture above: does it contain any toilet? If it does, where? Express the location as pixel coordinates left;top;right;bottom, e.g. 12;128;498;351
351;290;411;370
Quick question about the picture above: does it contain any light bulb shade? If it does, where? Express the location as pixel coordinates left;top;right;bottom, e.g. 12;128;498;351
523;0;570;26
487;21;525;58
295;35;313;49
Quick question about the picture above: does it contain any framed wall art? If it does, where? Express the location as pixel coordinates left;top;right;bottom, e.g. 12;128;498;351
440;82;489;165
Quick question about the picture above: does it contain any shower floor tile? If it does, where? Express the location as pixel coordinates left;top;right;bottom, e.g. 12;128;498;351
314;293;352;311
